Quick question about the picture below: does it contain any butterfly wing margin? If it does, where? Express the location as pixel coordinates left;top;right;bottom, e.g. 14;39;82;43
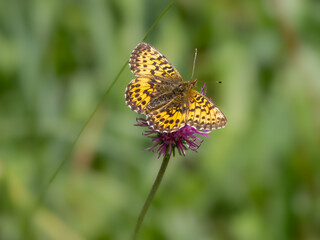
186;90;227;132
129;43;183;83
147;95;187;133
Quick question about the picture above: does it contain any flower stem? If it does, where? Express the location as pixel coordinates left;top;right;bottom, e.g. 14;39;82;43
132;153;171;240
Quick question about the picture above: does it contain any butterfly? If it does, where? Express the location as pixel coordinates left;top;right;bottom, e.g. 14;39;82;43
125;42;227;133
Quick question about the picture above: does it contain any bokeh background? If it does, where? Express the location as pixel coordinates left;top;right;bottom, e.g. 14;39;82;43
1;0;320;239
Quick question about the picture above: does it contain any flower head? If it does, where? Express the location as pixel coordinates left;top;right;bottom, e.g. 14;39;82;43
135;118;209;158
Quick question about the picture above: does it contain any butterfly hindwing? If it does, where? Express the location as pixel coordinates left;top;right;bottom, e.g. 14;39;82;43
125;77;174;114
147;95;187;133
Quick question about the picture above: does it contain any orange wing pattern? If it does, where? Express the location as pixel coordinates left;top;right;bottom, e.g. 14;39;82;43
125;77;173;114
147;94;187;133
129;42;183;83
186;90;227;132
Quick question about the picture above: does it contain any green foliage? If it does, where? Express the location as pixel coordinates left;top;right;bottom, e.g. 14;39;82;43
0;0;319;239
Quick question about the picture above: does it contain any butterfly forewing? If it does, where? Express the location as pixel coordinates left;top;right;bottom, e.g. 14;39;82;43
129;43;183;83
187;90;227;132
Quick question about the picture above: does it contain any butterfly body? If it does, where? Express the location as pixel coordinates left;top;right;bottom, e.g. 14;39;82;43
125;43;227;133
146;78;197;112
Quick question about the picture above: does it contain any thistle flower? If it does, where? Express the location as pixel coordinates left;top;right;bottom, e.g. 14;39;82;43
135;118;208;158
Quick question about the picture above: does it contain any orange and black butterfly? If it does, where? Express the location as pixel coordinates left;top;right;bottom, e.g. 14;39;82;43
125;43;227;133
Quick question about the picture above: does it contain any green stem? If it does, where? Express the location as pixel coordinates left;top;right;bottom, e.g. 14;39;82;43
142;1;175;42
132;153;171;240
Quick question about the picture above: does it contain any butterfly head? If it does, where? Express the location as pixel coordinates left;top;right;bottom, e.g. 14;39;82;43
174;79;197;95
188;78;197;88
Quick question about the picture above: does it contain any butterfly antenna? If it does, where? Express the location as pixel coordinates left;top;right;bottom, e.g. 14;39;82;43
191;48;197;79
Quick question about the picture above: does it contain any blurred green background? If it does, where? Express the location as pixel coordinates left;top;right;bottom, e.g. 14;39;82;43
1;0;320;239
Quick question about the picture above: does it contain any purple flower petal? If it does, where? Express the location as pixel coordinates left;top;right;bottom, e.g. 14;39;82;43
201;82;207;95
135;118;209;158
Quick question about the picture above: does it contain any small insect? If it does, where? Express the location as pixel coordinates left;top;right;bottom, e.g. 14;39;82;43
125;43;227;133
